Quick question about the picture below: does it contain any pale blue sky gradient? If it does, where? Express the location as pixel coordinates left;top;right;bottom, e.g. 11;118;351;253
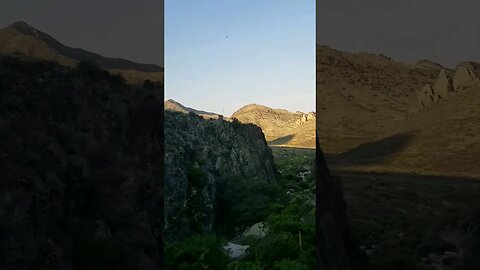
165;0;315;116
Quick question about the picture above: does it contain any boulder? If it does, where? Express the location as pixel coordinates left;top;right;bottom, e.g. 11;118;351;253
417;84;435;107
433;69;454;99
242;222;268;238
453;66;479;91
301;114;308;124
223;242;249;260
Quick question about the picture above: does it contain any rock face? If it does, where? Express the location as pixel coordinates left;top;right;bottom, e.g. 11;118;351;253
0;57;164;269
164;111;277;239
453;66;479;91
316;136;354;269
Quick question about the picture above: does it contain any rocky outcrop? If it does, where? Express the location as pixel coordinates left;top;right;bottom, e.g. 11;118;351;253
0;57;164;269
417;84;436;107
453;66;479;91
416;59;443;70
316;136;354;269
164;111;277;239
433;69;454;99
417;69;454;108
296;112;316;126
418;66;480;108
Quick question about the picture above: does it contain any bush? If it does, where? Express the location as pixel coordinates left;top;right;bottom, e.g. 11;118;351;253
165;234;230;270
273;259;309;270
227;261;262;270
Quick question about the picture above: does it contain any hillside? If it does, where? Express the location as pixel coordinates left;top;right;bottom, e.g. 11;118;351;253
317;44;480;177
0;21;163;84
232;104;316;149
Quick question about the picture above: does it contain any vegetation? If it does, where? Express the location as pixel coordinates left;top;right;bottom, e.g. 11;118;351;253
165;147;315;269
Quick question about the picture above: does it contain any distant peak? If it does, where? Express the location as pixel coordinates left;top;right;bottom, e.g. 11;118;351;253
8;21;42;36
11;21;30;27
10;21;34;30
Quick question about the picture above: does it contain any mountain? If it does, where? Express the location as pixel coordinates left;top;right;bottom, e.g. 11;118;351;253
164;101;315;148
164;99;220;118
0;21;163;84
317;44;480;177
232;104;316;148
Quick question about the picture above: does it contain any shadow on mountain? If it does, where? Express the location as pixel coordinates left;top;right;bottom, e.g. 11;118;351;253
268;134;295;145
329;132;414;166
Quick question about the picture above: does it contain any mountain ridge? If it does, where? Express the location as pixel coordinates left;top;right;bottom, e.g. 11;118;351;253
0;21;163;84
165;100;316;148
164;99;219;117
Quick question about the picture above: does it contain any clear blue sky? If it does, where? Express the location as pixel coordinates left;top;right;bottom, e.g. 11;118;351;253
165;0;315;116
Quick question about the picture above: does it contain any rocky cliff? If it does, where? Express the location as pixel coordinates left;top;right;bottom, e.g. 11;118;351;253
0;56;164;270
164;111;277;239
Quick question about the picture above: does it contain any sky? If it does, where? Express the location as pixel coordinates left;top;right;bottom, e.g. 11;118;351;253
165;0;316;116
317;0;480;68
0;0;163;66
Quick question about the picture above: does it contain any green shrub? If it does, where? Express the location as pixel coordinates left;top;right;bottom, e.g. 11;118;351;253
227;261;262;270
165;234;230;270
273;259;309;270
214;176;282;235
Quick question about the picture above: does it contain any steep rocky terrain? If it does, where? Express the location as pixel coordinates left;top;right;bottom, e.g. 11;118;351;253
164;111;277;239
317;44;480;177
0;21;163;84
231;104;315;148
0;56;164;270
